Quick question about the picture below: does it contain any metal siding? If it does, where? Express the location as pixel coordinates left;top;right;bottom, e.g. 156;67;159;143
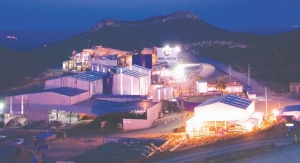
122;74;131;95
70;91;90;105
4;95;29;115
27;107;49;122
112;74;122;95
132;77;138;95
195;102;248;121
77;79;89;91
65;77;77;88
123;119;149;131
90;60;117;67
29;92;71;106
45;78;63;90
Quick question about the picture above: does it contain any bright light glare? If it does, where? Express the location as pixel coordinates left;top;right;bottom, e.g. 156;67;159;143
164;45;170;50
175;47;180;52
175;65;184;79
0;103;3;110
245;122;253;131
273;109;279;116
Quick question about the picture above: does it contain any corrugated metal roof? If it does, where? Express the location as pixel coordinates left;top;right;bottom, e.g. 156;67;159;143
132;64;151;70
69;71;107;82
43;87;88;96
283;105;300;112
197;80;207;83
123;70;148;78
198;95;252;109
73;99;157;115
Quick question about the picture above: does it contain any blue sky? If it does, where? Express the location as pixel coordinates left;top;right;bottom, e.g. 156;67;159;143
1;0;300;34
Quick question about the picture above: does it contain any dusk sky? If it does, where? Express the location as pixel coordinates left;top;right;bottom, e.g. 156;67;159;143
1;0;300;34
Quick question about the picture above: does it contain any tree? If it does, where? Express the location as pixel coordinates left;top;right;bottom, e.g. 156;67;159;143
216;79;226;90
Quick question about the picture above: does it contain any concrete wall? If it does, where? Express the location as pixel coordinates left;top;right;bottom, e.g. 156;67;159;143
122;102;161;131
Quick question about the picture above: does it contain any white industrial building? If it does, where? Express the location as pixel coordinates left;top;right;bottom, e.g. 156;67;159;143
277;105;300;121
225;82;243;93
186;95;263;136
196;80;208;93
4;87;90;123
152;87;173;102
90;59;117;67
112;65;151;95
90;64;112;73
45;71;107;97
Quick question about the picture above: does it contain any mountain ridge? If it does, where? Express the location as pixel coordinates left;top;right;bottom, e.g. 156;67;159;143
1;11;300;92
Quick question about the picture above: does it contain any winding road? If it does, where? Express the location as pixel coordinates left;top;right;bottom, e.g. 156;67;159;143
147;137;296;163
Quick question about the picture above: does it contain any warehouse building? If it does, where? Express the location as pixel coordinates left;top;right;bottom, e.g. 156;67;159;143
152;87;173;102
276;105;300;121
290;83;300;92
45;71;108;97
4;87;90;122
112;65;151;95
186;95;263;136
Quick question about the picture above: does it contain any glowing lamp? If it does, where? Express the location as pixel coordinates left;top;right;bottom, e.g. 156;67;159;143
273;109;279;116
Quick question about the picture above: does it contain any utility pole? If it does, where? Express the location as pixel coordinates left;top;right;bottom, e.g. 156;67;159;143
265;87;268;117
248;64;250;86
229;65;232;82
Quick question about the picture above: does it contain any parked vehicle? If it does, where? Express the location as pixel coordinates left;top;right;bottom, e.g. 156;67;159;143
28;136;36;142
13;138;24;146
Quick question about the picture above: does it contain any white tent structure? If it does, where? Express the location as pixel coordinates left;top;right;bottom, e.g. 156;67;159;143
186;95;263;135
194;95;254;122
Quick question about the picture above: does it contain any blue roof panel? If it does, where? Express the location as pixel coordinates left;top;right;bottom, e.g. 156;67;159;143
123;70;148;78
198;95;252;109
69;71;107;82
43;87;87;96
283;105;300;112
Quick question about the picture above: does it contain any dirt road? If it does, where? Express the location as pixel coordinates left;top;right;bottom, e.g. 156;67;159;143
146;136;296;163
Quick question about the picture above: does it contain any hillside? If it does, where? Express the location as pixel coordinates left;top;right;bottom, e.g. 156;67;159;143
26;11;264;66
0;47;45;89
0;11;298;92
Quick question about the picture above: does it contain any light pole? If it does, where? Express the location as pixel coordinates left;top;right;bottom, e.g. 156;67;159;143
175;65;185;112
0;102;4;115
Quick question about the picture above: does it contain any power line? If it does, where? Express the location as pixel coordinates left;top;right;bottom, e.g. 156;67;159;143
229;65;232;82
248;64;250;86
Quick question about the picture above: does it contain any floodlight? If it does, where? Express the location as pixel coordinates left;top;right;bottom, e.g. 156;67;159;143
175;65;184;79
164;45;170;50
272;109;279;116
175;47;180;52
0;103;3;110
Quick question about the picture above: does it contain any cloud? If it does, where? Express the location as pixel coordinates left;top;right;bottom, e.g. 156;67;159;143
290;24;300;28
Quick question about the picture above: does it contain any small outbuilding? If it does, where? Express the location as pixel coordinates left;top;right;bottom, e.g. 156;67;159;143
277;105;300;121
225;82;243;93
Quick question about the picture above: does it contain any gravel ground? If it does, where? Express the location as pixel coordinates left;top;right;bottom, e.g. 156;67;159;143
239;144;300;163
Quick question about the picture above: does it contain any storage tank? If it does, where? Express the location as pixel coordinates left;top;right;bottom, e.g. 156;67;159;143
196;80;208;93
